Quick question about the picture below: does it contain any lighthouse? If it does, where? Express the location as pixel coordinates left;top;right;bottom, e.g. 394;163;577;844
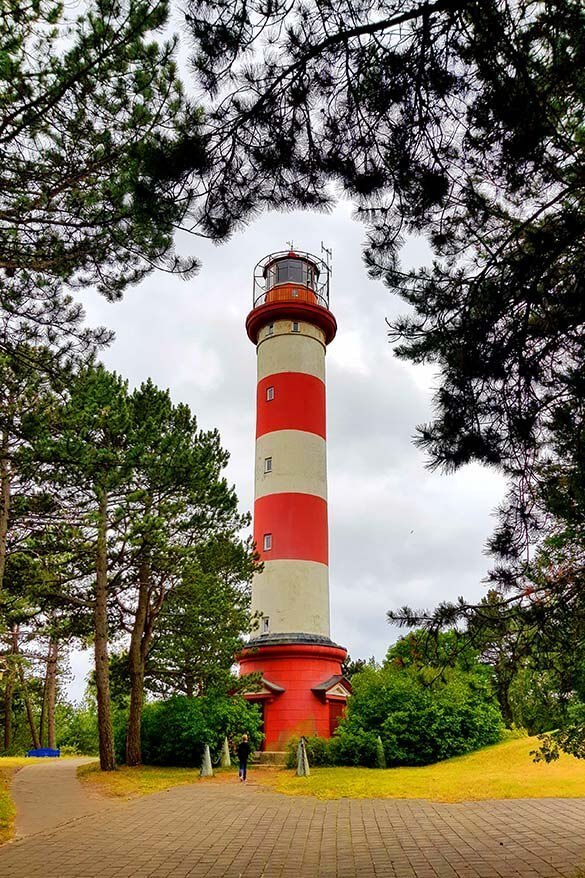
238;248;351;752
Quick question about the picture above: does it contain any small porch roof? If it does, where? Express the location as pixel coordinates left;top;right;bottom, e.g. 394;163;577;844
311;674;352;699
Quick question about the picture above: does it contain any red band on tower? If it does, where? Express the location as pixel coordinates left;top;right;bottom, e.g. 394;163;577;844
256;373;326;439
254;492;328;564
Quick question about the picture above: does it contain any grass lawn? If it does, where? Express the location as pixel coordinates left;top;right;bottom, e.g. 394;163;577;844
0;757;31;843
78;762;241;799
259;736;585;802
79;737;585;804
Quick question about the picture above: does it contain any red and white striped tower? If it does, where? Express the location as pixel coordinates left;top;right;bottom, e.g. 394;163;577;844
238;249;351;752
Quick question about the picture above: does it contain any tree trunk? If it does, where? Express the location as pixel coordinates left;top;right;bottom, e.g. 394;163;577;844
126;556;150;767
39;673;47;748
3;678;12;752
3;624;18;751
45;639;58;750
94;487;116;771
125;656;145;768
17;662;40;750
496;674;514;728
0;418;11;594
500;689;514;728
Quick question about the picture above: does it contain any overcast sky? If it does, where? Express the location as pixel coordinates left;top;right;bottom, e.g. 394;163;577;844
68;200;506;700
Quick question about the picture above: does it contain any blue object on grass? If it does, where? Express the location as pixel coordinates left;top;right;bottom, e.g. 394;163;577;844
26;748;60;757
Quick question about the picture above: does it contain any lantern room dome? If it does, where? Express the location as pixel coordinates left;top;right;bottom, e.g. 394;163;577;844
246;249;337;345
253;249;330;310
264;252;320;295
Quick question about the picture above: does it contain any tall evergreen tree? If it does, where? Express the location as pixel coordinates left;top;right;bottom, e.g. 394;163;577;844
33;369;256;769
0;347;67;599
1;0;207;372
35;365;133;770
0;342;105;751
145;539;256;700
115;380;253;766
1;0;206;298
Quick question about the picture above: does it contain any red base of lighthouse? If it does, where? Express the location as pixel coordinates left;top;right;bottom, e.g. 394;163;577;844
238;638;349;751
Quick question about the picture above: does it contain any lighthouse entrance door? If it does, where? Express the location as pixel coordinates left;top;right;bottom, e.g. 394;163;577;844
328;700;345;736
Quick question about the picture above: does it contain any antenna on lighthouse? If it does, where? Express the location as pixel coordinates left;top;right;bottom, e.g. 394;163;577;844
321;242;332;273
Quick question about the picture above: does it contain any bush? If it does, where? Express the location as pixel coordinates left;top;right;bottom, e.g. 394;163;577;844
329;726;379;767
333;664;503;767
509;666;571;734
501;725;528;741
116;694;262;766
55;699;99;755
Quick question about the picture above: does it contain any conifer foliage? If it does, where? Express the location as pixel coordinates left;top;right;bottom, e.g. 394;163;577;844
187;0;585;619
185;2;585;759
1;0;206;299
29;367;254;769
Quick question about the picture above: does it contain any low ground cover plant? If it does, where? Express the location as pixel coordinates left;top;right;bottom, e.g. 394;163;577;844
0;758;29;843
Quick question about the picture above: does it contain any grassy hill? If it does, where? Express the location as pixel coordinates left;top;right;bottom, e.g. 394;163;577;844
264;736;585;802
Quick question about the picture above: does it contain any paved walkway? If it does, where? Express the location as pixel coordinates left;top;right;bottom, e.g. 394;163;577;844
2;765;585;877
11;757;112;839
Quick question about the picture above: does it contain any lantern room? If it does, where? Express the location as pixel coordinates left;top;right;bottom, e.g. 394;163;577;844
247;250;336;345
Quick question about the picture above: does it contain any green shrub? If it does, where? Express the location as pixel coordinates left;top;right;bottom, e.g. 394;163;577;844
329;725;379;766
509;665;575;734
55;699;99;755
334;664;502;767
500;725;528;741
284;738;296;769
58;744;86;756
116;694;262;766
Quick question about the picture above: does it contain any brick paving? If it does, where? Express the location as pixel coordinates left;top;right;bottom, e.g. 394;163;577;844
12;757;111;838
2;769;585;878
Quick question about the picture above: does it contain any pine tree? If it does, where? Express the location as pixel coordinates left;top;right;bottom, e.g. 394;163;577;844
2;0;206;298
186;0;585;686
145;541;255;701
185;0;584;555
33;369;255;769
117;381;254;766
34;365;133;770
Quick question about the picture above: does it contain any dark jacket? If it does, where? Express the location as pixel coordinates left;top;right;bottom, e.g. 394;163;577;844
237;741;251;762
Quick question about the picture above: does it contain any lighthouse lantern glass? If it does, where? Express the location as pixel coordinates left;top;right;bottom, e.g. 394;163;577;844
252;249;331;314
266;257;316;291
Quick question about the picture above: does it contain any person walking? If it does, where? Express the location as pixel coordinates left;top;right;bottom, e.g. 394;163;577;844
237;734;251;783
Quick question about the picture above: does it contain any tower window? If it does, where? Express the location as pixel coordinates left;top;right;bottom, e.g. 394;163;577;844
266;386;274;401
264;457;272;474
292;288;299;298
291;321;300;332
267;323;274;336
262;616;270;634
263;533;272;551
